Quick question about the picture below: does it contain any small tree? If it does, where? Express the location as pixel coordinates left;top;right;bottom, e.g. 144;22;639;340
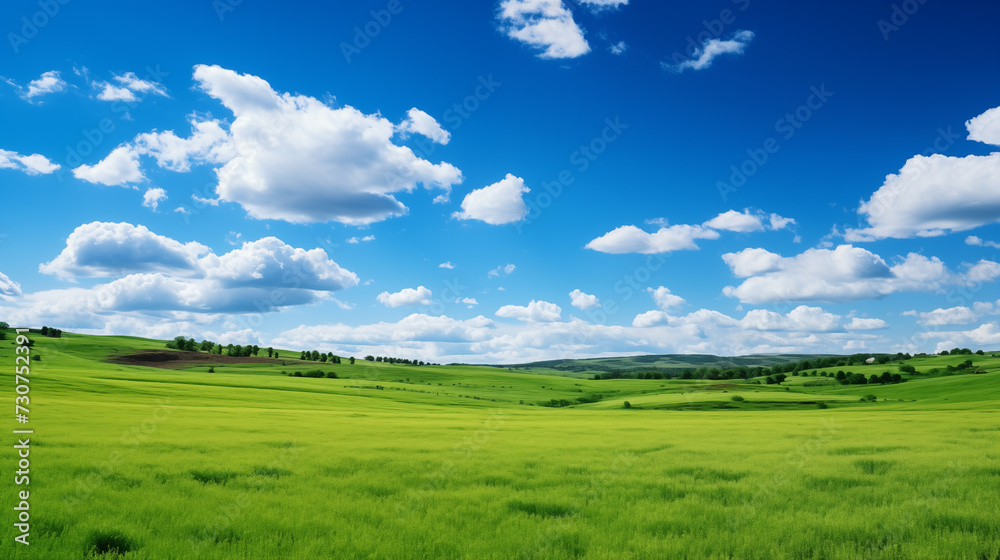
349;357;355;365
40;326;49;336
623;401;632;409
267;347;274;358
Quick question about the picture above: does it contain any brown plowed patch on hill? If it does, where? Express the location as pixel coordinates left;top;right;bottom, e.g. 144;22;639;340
108;350;284;369
707;383;740;390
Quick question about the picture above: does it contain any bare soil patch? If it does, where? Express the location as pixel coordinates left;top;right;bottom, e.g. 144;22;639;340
108;350;284;369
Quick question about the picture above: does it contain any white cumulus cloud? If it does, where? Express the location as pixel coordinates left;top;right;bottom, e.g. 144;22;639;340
845;317;888;330
72;146;144;186
498;0;591;59
0;149;60;175
398;108;450;145
585;224;719;254
142;188;167;212
453;173;530;225
496;299;562;322
722;245;967;304
569;289;600;310
377;286;433;307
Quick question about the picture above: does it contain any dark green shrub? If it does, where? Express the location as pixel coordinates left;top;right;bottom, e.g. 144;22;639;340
731;395;745;402
85;529;135;556
623;401;632;409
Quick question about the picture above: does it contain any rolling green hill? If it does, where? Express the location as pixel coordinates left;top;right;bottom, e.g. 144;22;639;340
507;353;836;376
1;329;997;559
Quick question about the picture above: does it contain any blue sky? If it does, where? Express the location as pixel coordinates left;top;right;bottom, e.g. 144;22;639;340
2;0;1000;362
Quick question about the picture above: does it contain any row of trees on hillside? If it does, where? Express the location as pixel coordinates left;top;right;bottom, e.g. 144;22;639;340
363;355;430;365
165;337;279;359
593;353;921;381
298;351;354;364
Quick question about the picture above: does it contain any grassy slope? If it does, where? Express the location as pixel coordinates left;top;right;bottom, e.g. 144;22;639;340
1;331;998;559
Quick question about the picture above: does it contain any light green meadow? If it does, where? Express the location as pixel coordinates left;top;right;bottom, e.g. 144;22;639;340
1;331;998;559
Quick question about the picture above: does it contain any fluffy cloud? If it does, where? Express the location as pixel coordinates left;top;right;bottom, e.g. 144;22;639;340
966;105;1000;146
704;209;764;232
453;174;530;225
80;66;463;224
845;317;888;330
498;0;590;59
768;213;797;230
907;306;978;326
740;306;841;332
95;71;168;102
966;260;1000;283
439;261;456;269
496;299;562;322
648;286;685;310
965;235;1000;249
40;222;209;279
722;245;970;304
586;224;719;254
193;65;462;224
97;84;138;102
630;287;686;328
488;264;516;278
35;223;357;316
848;106;1000;240
665;30;755;72
5;70;67;100
0;271;22;298
722;248;783;277
848;153;1000;240
274;314;498;359
202;237;358;292
569;289;600;310
919;323;1000;353
703;209;795;233
134;117;232;172
377;286;432;307
397;108;450;145
0;149;60;175
588;209;790;255
142;188;167;211
72;146;144;186
345;235;375;244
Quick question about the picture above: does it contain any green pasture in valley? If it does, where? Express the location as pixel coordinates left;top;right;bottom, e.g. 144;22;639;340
1;330;998;559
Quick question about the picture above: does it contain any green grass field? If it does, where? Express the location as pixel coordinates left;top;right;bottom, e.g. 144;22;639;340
2;331;998;559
